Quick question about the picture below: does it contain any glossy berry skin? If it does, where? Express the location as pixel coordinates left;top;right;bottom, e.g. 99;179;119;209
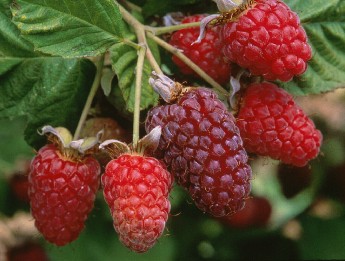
29;144;100;246
221;0;312;81
169;15;231;84
237;82;322;167
146;88;252;217
102;154;173;253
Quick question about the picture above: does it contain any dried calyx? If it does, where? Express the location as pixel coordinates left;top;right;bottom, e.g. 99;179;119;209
99;126;162;159
195;0;256;43
212;0;256;25
149;71;193;103
39;125;103;160
212;0;246;12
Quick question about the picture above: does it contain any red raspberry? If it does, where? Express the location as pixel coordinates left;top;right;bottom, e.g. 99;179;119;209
29;144;100;246
236;82;322;167
219;196;272;228
146;88;252;217
169;15;231;84
221;0;312;81
102;154;173;253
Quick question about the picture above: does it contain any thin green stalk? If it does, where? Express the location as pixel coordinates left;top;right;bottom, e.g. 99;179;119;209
122;38;141;50
119;4;162;74
147;32;228;96
73;56;104;140
133;45;147;147
120;0;142;12
145;22;201;35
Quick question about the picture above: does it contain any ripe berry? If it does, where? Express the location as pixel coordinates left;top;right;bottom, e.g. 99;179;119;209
29;143;100;246
236;82;322;167
146;87;252;217
221;0;312;81
169;15;231;84
102;154;173;253
219;196;272;228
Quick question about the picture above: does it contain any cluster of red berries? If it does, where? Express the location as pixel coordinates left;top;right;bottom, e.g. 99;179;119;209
168;0;322;167
26;0;322;254
144;0;321;232
28;126;172;253
170;0;312;83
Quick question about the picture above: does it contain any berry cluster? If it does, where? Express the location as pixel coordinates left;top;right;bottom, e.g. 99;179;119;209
26;0;323;255
166;0;322;167
28;126;173;253
170;0;311;82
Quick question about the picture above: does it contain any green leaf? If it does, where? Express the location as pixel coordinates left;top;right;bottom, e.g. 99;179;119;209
0;8;39;73
0;0;13;17
0;57;96;149
1;7;96;148
109;42;159;113
0;118;34;176
11;0;126;58
0;10;36;57
280;0;345;95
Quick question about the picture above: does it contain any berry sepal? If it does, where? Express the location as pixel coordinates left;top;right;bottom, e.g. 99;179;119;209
150;71;196;103
212;0;243;12
149;72;183;103
195;0;254;43
99;126;162;158
39;125;103;157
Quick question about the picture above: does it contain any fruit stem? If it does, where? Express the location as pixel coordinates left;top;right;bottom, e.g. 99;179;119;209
119;5;163;74
133;44;147;148
146;32;228;96
119;0;142;12
122;38;141;50
145;22;201;36
73;55;104;140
